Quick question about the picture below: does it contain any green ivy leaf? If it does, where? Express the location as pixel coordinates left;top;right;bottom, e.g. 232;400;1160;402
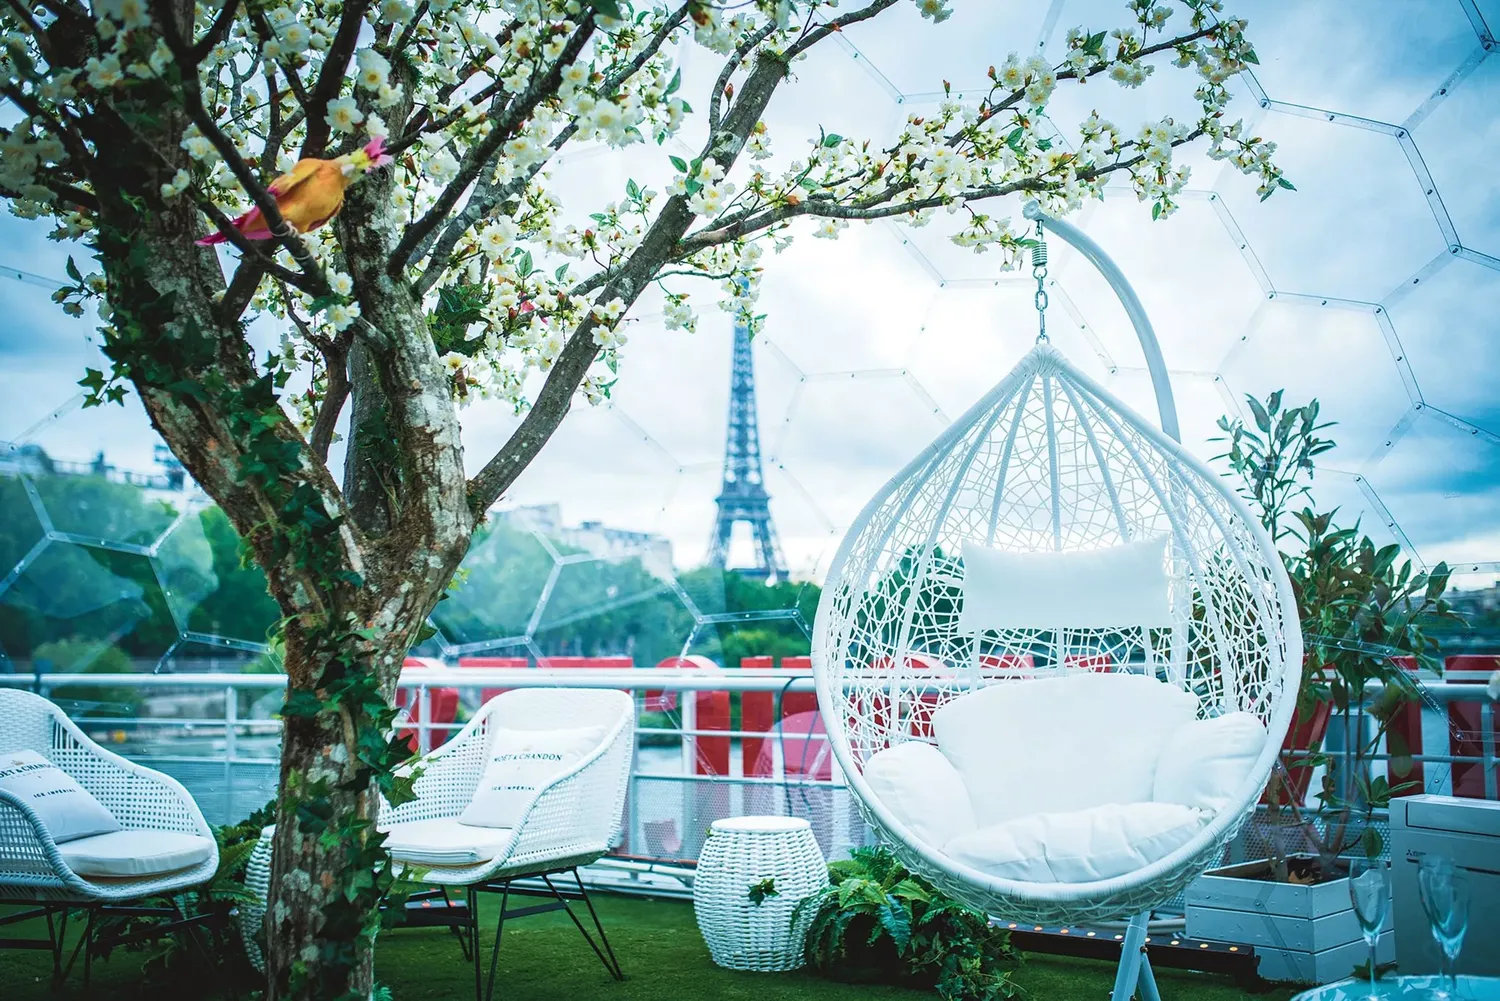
747;878;779;905
281;689;326;719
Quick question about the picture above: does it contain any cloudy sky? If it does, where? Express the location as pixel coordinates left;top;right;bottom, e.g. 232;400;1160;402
2;0;1497;591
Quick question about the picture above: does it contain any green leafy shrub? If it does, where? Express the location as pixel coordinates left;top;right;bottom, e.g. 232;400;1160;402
797;846;1019;1000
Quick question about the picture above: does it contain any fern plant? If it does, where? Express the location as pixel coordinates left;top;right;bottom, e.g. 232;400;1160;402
90;821;264;980
796;846;1020;1001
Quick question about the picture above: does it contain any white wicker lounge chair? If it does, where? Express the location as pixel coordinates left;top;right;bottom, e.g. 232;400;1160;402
240;688;634;999
812;208;1303;1001
0;688;219;983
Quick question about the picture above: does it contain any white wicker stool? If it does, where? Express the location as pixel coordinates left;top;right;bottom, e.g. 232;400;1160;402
692;816;829;972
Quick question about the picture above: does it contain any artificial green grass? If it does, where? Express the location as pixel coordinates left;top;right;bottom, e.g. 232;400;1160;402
1;894;1300;1001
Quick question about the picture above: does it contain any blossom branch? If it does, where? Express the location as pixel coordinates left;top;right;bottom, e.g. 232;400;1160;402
785;0;903;59
190;0;242;64
298;0;373;156
413;119;579;296
468;50;792;515
150;0;330;295
388;17;597;275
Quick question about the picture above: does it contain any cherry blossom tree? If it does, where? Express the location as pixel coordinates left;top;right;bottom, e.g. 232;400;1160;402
0;0;1285;996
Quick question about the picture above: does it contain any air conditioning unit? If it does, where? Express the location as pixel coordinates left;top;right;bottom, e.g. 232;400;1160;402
1389;794;1500;977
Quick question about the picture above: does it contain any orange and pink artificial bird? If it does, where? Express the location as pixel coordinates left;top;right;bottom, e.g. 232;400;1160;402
196;137;393;246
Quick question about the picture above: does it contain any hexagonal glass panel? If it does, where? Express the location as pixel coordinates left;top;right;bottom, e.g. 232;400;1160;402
27;467;182;549
1365;412;1500;567
432;519;554;649
1384;259;1500;430
0;471;46;575
1242;1;1477;124
154;504;281;648
1219;300;1413;462
0;542;176;712
531;555;695;667
1413;54;1500;259
1216;115;1446;302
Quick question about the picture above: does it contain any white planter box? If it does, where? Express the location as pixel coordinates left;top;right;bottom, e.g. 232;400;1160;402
1186;858;1394;985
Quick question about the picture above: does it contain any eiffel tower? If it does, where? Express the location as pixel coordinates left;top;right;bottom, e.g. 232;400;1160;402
706;317;788;581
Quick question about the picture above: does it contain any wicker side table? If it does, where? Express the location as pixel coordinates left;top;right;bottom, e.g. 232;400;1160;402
692;816;830;972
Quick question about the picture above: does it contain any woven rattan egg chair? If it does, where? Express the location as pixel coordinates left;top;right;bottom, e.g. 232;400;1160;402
812;204;1302;1001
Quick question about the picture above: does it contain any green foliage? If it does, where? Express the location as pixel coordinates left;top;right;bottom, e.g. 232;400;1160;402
90;820;264;981
1213;390;1335;546
798;846;1019;1001
747;878;779;906
428;282;490;357
678;567;819;666
438;523;819;667
1215;392;1464;869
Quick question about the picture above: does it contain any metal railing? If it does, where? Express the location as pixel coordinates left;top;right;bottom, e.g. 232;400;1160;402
2;668;1495;897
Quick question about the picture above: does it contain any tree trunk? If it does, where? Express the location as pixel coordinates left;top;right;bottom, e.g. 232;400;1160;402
266;700;379;1000
261;611;420;1001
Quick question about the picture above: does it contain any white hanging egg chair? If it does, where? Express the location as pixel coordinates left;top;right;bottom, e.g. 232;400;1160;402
812;205;1302;994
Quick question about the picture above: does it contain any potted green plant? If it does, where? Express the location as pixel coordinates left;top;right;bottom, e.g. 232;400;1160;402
1184;393;1460;983
796;846;1019;1001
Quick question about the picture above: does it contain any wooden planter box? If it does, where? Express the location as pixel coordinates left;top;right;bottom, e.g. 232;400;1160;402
1185;858;1393;984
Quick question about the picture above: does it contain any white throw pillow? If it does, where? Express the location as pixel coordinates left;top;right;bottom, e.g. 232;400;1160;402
932;673;1197;826
958;536;1173;632
0;750;120;844
459;725;605;829
863;741;977;847
944;801;1208;883
1153;711;1268;814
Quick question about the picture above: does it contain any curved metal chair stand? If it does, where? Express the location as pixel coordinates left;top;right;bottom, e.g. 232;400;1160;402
812;204;1304;1001
0;689;221;987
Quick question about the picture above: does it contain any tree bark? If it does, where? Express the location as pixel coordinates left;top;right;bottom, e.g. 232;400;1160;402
265;673;381;1000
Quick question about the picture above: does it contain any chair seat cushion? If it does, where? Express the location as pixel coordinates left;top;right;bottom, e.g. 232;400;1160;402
932;673;1198;826
943;801;1209;883
59;829;214;879
383;818;515;867
0;750;121;844
863;741;977;847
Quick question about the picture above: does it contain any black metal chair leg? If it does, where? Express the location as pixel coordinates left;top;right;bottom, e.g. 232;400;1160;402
539;874;621;982
570;870;624;980
48;907;68;985
61;909;90;982
469;887;481;1001
480;883;510;1001
82;908;94;988
442;887;472;961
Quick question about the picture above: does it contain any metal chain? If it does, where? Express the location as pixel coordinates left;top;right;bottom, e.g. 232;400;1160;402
1031;220;1049;343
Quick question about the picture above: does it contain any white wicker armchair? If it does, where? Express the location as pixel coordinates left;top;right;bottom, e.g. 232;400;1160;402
0;688;218;904
378;686;635;885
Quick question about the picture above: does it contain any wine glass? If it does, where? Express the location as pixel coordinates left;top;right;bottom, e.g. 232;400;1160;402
1347;855;1389;1000
1418;856;1470;1001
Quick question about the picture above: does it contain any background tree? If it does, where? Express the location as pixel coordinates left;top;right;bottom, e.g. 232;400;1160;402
0;0;1284;996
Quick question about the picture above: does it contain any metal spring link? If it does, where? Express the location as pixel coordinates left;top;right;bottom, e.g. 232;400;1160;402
1032;223;1050;341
